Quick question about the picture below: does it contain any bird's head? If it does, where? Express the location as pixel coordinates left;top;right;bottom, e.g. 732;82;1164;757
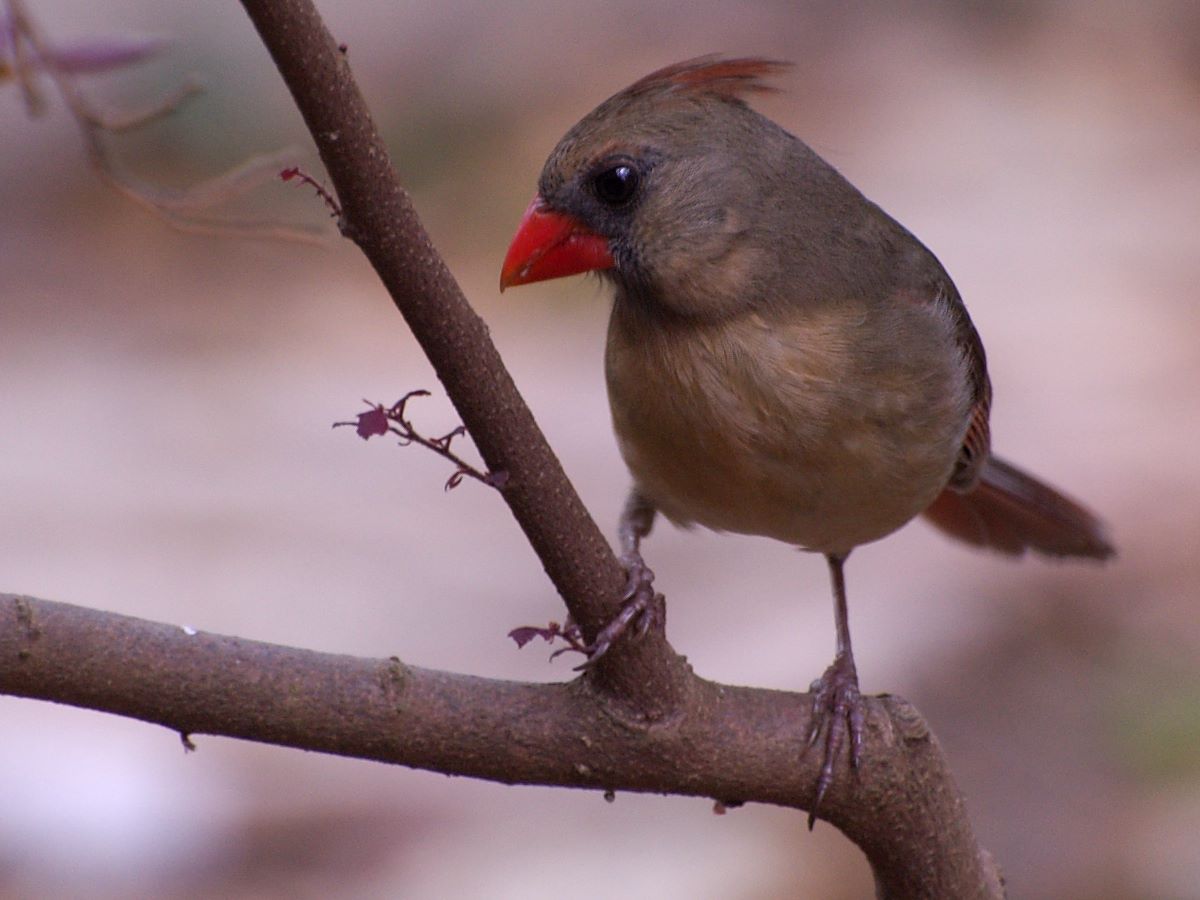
500;56;794;320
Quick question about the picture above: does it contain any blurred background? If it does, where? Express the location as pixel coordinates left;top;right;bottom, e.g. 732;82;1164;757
2;1;1198;897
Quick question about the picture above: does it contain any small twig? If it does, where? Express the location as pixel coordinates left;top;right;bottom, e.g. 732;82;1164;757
508;619;589;660
3;0;326;243
281;166;342;218
335;390;509;492
4;1;47;114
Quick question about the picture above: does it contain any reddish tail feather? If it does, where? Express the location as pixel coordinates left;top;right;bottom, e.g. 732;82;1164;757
922;456;1114;560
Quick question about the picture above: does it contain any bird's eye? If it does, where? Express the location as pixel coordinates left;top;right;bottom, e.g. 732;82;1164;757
592;164;639;207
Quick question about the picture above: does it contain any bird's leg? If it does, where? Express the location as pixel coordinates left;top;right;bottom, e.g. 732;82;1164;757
578;490;661;667
617;489;657;601
805;552;867;828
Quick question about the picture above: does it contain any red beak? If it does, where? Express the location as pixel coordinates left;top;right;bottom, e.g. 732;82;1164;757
499;196;614;290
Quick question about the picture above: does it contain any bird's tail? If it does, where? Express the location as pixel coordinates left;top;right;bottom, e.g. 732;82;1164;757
921;456;1115;560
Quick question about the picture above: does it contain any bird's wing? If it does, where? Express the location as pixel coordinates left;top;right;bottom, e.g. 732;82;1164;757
937;283;991;491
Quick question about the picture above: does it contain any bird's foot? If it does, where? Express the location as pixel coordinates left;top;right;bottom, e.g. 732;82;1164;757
574;553;662;670
805;651;866;828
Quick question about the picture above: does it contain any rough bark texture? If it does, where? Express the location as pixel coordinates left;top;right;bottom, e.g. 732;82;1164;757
1;594;1002;898
0;1;1008;896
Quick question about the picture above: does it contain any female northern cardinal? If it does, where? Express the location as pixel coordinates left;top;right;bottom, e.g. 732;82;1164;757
500;56;1113;817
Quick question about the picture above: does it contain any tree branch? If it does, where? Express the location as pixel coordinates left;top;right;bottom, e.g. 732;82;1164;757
1;594;1002;898
237;0;634;649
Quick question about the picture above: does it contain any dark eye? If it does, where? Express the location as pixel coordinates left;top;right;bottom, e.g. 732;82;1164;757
592;164;639;207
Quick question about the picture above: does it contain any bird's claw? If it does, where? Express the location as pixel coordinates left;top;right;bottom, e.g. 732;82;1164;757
805;652;866;828
574;556;661;670
619;552;655;603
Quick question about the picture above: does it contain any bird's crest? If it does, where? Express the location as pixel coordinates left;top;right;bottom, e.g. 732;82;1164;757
623;56;791;102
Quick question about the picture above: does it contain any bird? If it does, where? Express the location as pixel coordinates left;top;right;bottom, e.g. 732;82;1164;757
499;56;1114;821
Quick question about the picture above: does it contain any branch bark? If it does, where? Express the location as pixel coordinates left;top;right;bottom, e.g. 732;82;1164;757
0;1;1007;896
1;594;1002;898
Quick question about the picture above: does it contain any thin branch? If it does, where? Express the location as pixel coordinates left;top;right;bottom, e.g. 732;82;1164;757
3;0;326;243
0;594;1004;899
281;166;342;218
333;391;509;491
237;0;678;711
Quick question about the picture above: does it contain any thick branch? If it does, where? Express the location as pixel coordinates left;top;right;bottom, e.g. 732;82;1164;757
0;594;1003;898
